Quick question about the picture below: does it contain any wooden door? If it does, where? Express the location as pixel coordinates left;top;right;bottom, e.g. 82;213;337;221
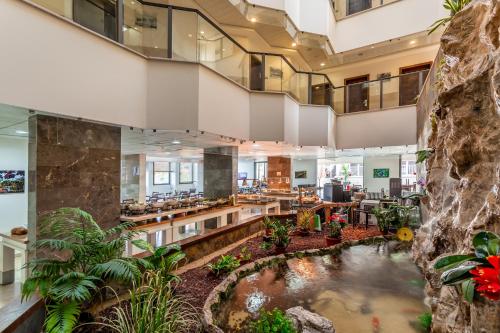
250;55;264;91
311;83;332;106
345;75;369;113
399;62;432;106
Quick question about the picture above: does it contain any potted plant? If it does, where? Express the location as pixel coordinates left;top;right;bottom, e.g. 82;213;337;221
297;210;313;236
325;221;342;246
271;221;292;254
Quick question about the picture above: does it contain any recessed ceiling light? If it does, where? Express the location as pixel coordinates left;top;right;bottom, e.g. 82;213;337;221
409;40;416;45
154;46;158;49
172;140;181;144
370;46;375;49
15;130;28;134
200;31;205;35
122;26;128;32
320;63;325;67
188;34;193;38
250;17;257;23
292;42;297;47
252;143;260;147
131;1;135;4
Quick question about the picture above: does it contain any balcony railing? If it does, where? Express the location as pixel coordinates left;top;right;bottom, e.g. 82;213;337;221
332;0;400;20
30;0;334;107
333;70;429;114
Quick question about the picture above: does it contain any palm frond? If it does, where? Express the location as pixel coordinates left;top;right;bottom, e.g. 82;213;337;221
131;239;155;254
90;259;141;283
45;302;81;333
50;272;100;303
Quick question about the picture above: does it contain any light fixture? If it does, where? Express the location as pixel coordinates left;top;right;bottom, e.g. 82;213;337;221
122;26;128;32
409;40;416;45
172;140;181;144
200;30;205;35
296;147;301;151
131;1;135;4
370;46;375;49
15;130;28;135
250;17;257;23
292;42;297;47
320;63;325;67
154;45;158;49
188;33;193;38
252;143;260;148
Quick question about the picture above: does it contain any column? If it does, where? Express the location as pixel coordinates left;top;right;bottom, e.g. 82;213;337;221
203;146;238;199
28;115;121;258
121;154;147;203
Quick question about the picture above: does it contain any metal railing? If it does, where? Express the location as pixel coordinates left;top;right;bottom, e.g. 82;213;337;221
332;70;429;113
332;0;400;20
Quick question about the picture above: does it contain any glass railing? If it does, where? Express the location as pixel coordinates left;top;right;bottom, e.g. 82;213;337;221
333;70;429;114
332;0;400;20
30;0;334;107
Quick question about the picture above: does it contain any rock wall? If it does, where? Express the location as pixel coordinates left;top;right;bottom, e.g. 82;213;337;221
412;1;500;332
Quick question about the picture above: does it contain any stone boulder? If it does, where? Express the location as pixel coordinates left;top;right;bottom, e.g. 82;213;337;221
412;0;500;332
285;306;335;333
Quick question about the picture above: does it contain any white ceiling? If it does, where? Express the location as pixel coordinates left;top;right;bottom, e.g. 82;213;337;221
0;104;30;139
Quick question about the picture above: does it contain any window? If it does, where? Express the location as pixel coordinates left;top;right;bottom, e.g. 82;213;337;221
255;161;267;181
401;161;417;176
153;162;171;185
350;163;363;177
179;162;194;184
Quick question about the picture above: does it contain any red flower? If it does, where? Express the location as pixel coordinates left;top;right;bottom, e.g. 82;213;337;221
470;256;500;301
330;214;339;221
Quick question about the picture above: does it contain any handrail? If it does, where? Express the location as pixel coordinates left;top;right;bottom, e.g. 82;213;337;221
138;0;334;88
334;69;430;89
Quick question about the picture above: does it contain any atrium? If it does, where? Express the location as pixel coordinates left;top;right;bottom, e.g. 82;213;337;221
0;0;498;332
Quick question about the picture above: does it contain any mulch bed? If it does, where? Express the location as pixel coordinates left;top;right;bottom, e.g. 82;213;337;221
176;226;382;310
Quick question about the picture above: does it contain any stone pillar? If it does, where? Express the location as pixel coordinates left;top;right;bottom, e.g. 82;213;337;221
120;154;146;203
28;115;121;251
203;146;238;199
267;156;291;191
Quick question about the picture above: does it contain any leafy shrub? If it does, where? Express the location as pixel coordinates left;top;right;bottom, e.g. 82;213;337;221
132;240;186;282
418;312;432;332
271;221;292;249
327;222;342;239
248;308;296;333
207;255;240;276
22;208;146;333
296;210;313;232
238;246;252;262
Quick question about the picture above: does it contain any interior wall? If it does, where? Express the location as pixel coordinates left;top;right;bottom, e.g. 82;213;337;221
291;159;317;188
0;137;28;234
363;155;400;192
237;159;255;186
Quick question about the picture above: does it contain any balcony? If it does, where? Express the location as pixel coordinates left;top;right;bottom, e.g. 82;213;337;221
332;69;429;114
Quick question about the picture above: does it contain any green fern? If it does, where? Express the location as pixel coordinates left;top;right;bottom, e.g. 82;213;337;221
45;302;81;333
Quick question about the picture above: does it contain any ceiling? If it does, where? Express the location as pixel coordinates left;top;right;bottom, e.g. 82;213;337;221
0;104;30;139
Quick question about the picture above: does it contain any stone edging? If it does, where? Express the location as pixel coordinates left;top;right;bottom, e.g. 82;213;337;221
202;236;391;333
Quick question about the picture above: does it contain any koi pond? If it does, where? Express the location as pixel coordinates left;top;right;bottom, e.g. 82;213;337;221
215;242;428;332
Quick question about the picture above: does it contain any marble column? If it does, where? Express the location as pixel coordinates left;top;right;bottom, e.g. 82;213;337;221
203;146;238;199
28;115;121;251
120;154;146;203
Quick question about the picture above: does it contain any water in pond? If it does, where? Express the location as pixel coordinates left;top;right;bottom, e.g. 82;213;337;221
216;243;428;332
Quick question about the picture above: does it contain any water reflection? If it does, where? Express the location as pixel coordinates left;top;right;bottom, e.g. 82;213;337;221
216;243;427;333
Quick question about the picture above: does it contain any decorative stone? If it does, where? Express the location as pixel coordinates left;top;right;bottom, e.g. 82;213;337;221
413;1;500;332
285;306;335;333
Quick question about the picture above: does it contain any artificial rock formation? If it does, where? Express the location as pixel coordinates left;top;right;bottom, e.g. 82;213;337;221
412;0;500;332
285;307;335;333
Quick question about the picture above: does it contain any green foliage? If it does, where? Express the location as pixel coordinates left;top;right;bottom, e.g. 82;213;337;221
132;240;185;282
260;241;273;251
22;208;145;333
373;205;417;232
434;231;499;303
100;270;200;333
327;222;342;239
429;0;472;34
207;255;240;276
297;210;313;231
238;246;252;262
417;312;432;332
262;216;275;230
248;308;296;333
416;149;434;164
271;221;292;249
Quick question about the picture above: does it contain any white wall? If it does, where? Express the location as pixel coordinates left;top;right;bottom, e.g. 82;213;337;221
299;105;335;147
363;155;400;192
0;137;28;234
336;106;417;149
333;0;447;52
237;159;256;186
291;159;317;188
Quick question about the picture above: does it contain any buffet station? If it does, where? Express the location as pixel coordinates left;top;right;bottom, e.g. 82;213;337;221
237;194;281;219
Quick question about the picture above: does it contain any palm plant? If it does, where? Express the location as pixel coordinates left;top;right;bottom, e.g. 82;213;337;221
429;0;472;34
22;208;145;333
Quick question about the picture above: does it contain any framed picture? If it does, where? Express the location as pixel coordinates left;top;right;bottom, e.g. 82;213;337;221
373;168;390;178
295;171;307;179
179;162;194;184
0;170;25;194
135;14;157;29
238;172;248;180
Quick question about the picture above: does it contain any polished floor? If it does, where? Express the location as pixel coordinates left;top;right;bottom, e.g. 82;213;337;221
0;255;22;310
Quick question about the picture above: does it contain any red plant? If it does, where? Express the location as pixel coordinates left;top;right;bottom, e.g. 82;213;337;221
470;255;500;301
329;214;339;221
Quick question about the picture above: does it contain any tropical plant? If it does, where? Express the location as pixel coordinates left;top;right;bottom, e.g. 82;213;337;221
418;312;432;332
429;0;472;34
416;148;435;164
131;240;186;282
373;207;392;233
207;255;240;276
271;221;292;250
297;210;313;233
327;222;342;239
262;216;274;230
21;208;145;333
341;164;351;184
434;231;500;302
100;269;200;333
238;246;252;262
248;308;296;333
259;241;273;251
